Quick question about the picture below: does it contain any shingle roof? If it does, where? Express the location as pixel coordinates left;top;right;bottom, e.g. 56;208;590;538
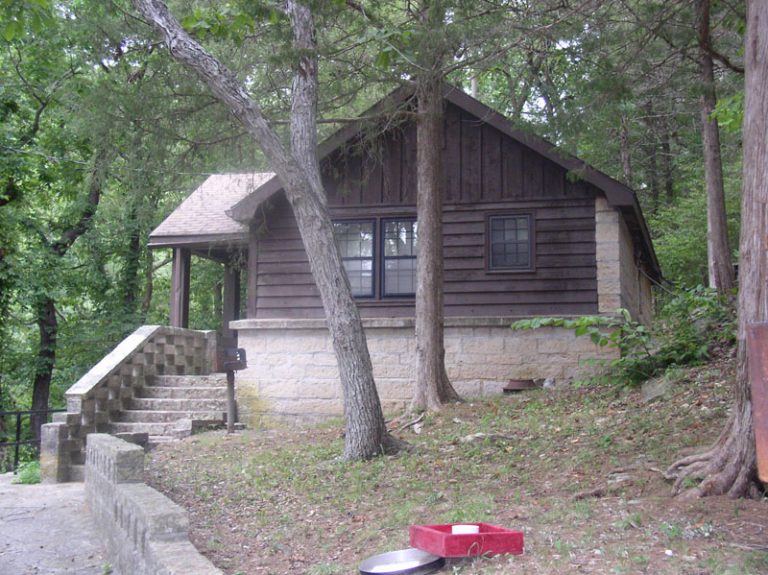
149;172;274;246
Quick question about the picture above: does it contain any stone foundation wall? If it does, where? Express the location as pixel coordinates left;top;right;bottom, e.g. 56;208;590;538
231;317;617;423
85;434;222;575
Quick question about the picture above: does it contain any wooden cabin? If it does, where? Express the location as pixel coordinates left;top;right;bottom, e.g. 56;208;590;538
149;86;661;422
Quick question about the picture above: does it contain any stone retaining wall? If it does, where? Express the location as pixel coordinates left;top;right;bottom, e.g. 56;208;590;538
85;434;222;575
232;317;617;423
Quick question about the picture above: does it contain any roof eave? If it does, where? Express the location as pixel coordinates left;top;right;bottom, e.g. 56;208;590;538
147;233;248;249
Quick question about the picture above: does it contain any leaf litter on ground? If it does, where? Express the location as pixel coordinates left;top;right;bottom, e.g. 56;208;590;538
146;350;768;575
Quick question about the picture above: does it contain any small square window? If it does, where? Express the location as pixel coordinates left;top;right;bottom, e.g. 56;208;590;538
488;214;533;271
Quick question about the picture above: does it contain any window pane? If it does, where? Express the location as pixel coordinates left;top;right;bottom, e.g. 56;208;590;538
384;220;417;257
385;259;416;295
343;259;373;295
334;221;373;257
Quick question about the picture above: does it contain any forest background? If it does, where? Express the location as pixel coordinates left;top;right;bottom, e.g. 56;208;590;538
0;0;745;462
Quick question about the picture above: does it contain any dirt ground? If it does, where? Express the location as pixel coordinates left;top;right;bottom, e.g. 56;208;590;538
146;356;768;575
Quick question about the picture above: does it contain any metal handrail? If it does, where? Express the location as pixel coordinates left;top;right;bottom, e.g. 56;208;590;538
0;408;66;472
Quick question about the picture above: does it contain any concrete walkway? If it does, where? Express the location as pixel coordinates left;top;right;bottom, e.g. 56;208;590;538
0;473;113;574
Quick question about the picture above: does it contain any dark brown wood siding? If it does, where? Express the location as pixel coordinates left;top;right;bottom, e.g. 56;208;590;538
251;102;599;319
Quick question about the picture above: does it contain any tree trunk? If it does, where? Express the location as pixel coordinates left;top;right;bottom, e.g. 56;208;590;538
132;0;402;459
27;146;110;443
139;246;154;322
119;205;142;316
695;0;735;295
665;0;765;498
409;0;460;412
619;115;632;185
661;127;674;203
411;75;461;412
30;296;56;445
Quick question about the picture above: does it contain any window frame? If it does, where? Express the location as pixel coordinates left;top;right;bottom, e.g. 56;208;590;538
485;212;536;273
381;217;418;298
332;218;376;298
332;216;419;300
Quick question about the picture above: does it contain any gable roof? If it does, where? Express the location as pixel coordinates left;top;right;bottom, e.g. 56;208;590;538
151;86;660;280
226;84;661;280
149;172;274;248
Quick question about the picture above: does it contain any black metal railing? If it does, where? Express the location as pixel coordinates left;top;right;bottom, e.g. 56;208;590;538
0;408;66;472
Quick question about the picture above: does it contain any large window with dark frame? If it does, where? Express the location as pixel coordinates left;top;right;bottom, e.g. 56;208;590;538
333;220;375;297
488;214;533;271
383;219;418;296
333;218;418;298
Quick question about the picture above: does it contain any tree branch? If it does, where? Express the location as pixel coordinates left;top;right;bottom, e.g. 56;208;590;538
51;146;113;256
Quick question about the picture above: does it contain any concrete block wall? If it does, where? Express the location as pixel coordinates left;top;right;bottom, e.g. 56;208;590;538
42;326;216;482
232;317;617;424
595;196;654;324
595;196;623;315
85;434;222;575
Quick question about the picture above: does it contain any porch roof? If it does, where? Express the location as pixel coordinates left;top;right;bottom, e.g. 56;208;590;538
148;172;274;249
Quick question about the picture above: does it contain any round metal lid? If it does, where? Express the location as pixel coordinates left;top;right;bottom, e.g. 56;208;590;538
359;547;445;575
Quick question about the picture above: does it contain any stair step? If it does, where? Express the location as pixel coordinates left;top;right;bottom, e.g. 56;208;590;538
135;386;228;399
69;464;85;482
109;421;191;436
116;410;225;423
109;419;224;437
126;397;227;411
150;375;228;388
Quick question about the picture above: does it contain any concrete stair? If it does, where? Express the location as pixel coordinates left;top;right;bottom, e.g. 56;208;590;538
108;374;228;447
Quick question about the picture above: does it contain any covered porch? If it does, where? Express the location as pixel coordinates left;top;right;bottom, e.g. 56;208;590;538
148;173;274;342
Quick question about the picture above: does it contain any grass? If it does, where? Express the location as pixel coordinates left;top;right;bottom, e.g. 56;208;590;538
12;460;40;484
146;355;768;575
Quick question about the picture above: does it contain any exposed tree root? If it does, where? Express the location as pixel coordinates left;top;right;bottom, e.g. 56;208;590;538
665;404;761;499
380;432;411;456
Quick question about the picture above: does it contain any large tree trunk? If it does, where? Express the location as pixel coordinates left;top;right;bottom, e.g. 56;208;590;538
411;75;461;411
665;0;765;498
695;0;736;295
132;0;402;459
409;0;460;412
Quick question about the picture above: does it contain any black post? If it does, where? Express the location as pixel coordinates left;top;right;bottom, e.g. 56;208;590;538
226;370;236;434
14;412;21;472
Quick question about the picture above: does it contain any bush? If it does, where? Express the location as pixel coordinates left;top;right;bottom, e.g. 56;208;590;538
511;286;735;386
13;460;41;484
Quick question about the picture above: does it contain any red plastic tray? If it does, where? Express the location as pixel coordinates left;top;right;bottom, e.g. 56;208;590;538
409;523;524;557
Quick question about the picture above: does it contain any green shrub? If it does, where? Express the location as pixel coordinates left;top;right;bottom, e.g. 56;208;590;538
13;460;41;484
511;286;735;386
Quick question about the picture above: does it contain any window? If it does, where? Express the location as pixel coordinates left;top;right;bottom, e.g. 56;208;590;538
383;219;417;296
488;214;533;270
333;220;374;297
333;218;418;298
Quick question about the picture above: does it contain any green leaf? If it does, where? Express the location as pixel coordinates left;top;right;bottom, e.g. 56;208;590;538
3;19;23;41
375;49;391;68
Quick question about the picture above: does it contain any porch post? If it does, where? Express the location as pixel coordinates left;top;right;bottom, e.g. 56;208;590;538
222;266;240;339
246;229;258;317
169;247;190;328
